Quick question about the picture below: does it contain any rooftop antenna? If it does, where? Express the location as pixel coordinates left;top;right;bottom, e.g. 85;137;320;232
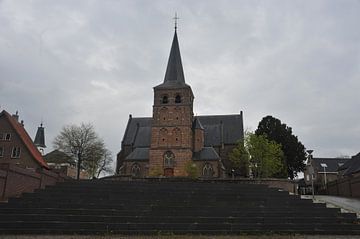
173;12;179;31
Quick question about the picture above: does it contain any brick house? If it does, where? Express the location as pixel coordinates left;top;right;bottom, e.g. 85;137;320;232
304;157;350;189
116;30;244;178
0;110;49;170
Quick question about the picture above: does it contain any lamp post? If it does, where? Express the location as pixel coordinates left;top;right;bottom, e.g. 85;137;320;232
320;163;328;187
306;150;314;198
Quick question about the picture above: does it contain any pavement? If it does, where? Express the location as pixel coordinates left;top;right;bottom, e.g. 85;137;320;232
301;195;360;217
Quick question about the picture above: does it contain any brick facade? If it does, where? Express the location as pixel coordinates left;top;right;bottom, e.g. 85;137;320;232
149;86;195;176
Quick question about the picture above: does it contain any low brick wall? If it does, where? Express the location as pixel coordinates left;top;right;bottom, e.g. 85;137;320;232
0;163;70;201
326;176;360;198
101;176;298;194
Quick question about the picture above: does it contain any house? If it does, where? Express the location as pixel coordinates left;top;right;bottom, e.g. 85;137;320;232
116;29;244;178
44;150;89;179
0;110;48;170
304;156;350;192
338;153;360;178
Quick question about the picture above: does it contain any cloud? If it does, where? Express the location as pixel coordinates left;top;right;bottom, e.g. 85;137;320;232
1;0;360;174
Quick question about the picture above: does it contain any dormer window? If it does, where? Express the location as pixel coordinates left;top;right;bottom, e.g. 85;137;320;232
161;95;169;104
175;94;181;103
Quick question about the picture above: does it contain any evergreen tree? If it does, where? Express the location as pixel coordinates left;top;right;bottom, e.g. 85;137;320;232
255;116;306;179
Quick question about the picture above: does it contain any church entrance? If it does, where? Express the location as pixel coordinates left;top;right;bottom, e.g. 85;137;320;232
164;168;174;177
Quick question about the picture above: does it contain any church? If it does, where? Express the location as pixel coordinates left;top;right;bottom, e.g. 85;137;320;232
116;28;244;178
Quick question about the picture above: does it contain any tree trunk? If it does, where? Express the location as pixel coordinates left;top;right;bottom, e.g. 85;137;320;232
77;153;82;180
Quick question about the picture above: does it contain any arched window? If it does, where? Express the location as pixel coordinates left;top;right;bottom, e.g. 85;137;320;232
163;151;175;168
161;95;169;104
203;163;214;178
175;94;181;103
131;163;141;177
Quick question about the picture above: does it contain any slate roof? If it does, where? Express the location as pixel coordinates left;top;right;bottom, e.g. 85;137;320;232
197;114;244;146
193;147;220;161
341;153;360;176
125;148;149;161
0;110;49;169
312;157;350;173
121;113;243;149
121;116;152;147
193;117;204;130
34;124;46;148
154;30;191;90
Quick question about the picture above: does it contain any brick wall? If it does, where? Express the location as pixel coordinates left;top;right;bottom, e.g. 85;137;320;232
326;176;360;198
0;163;69;201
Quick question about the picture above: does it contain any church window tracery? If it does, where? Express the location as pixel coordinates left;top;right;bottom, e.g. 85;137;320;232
131;163;141;177
164;151;175;168
202;163;214;178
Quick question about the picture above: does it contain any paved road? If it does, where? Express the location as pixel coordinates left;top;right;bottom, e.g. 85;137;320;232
302;195;360;217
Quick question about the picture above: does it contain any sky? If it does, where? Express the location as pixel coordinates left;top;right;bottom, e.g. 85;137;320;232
1;0;360;173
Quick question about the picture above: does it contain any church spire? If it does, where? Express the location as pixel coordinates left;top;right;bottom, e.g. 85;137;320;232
164;30;185;84
155;29;187;89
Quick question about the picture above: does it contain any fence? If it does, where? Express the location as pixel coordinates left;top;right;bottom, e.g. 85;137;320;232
0;163;70;201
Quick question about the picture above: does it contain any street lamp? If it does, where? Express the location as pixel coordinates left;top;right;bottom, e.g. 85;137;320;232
306;150;314;198
320;163;328;186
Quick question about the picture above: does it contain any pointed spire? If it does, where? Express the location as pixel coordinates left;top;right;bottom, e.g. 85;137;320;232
164;30;185;85
34;123;46;148
155;30;187;89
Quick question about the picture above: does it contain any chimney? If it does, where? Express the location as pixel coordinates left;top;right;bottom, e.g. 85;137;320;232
12;111;19;122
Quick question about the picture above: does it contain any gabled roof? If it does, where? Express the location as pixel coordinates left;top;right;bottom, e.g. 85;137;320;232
34;124;46;148
341;153;360;176
154;30;190;89
44;149;75;165
121;113;244;149
197;113;244;146
125;148;149;161
312;157;350;173
193;117;204;130
193;147;220;161
0;110;49;169
121;116;152;147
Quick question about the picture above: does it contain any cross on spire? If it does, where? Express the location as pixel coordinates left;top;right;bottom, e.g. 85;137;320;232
173;12;179;30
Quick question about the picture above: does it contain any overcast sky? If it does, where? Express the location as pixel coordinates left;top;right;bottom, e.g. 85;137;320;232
1;0;360;171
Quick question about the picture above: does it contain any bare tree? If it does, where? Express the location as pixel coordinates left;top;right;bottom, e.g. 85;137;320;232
53;123;113;179
83;144;114;178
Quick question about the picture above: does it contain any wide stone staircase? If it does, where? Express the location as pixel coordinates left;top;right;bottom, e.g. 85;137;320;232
0;180;359;235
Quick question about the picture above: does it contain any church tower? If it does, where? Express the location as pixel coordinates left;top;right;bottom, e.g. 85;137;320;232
34;123;46;155
149;29;195;176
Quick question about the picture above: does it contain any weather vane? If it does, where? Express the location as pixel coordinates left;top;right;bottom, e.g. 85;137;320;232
173;12;179;30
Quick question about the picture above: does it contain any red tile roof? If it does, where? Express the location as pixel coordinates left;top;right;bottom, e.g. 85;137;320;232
0;110;49;169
